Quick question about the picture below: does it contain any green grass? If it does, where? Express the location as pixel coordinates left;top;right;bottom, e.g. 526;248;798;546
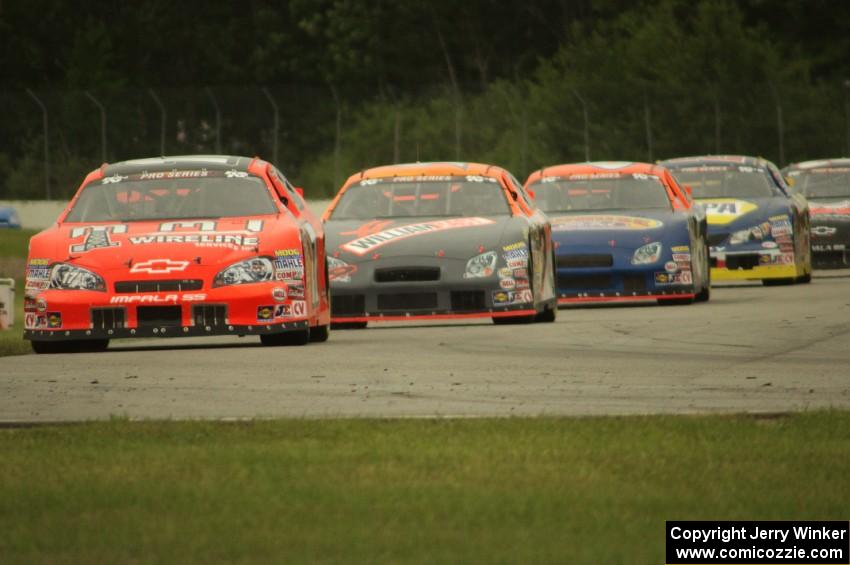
0;413;847;563
0;228;35;356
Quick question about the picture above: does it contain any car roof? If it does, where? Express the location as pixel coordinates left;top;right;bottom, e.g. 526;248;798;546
103;155;258;176
346;162;507;184
660;154;769;168
526;161;665;183
785;157;850;170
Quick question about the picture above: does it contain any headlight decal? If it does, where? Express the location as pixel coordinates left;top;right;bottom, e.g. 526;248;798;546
328;256;357;283
49;263;106;291
631;242;662;265
213;257;274;287
464;251;498;278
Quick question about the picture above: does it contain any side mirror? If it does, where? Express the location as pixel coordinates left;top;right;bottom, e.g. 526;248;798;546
527;189;536;200
295;187;305;197
684;185;693;196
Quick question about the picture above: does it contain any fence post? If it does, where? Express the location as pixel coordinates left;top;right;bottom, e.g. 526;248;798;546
84;91;108;163
25;88;50;200
262;87;279;165
148;88;167;156
205;87;222;154
768;81;785;166
571;88;590;161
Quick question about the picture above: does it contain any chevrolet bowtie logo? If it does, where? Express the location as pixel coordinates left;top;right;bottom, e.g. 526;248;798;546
130;259;190;274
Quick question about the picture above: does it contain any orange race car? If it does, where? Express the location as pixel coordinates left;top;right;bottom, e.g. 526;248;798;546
24;155;331;353
525;161;711;305
322;162;557;326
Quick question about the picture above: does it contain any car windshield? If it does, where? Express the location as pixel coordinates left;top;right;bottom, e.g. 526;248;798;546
530;174;671;213
670;165;775;198
64;171;278;222
787;168;850;199
329;176;510;220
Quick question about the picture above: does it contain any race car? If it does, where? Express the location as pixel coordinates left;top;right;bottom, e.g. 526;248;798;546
662;155;812;285
524;161;710;305
783;158;850;267
322;162;557;326
24;155;331;353
0;206;21;229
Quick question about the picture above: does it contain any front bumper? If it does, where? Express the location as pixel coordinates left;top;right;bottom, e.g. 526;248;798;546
24;282;310;341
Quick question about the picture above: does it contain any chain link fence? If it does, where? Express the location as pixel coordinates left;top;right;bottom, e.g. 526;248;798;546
2;80;848;202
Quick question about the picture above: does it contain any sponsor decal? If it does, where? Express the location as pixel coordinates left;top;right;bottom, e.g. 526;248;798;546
491;289;532;305
25;313;44;329
138;169;211;180
341;217;495;255
761;241;778;249
551;215;663;232
69;224;127;253
130;259;189;274
512;268;528;278
506;258;527;269
46;312;62;328
224;169;249;178
286;283;305;298
328;257;356;282
671;245;689;252
36;298;48;312
29;258;49;266
672;253;691;262
26;261;51;293
699;199;758;225
275;269;304;281
272;287;287;302
664;261;678;273
502;241;526;251
257;305;275;321
515;279;530;290
101;174;128;184
499;278;516;290
291;300;307;317
655;271;692;285
275;248;301;256
110;294;205;304
498;267;513;278
128;232;259;250
813;244;846;251
159;220;216;232
503;247;529;261
274;256;303;269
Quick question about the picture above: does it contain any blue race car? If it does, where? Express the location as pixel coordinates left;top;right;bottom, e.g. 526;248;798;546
0;206;21;229
662;155;812;285
524;161;710;305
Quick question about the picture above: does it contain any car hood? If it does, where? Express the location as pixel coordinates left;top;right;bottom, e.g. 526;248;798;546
30;215;298;275
547;209;685;249
695;197;789;232
325;215;522;261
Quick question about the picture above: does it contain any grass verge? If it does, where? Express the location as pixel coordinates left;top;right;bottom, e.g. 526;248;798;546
0;412;847;563
0;228;35;356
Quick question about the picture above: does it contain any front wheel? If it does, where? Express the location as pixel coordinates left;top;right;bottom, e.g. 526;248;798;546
309;324;330;342
534;304;557;323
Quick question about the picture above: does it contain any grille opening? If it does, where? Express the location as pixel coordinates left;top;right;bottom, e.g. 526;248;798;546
374;267;441;283
725;254;760;270
709;256;718;268
332;294;366;317
707;233;728;247
557;254;613;268
813;250;848;267
557;274;612;290
91;308;125;330
451;290;486;311
622;273;647;293
193;304;227;327
377;292;438;311
137;306;182;327
115;279;203;293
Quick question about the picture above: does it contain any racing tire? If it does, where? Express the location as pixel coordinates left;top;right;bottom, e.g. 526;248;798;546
694;240;711;302
796;272;812;284
534;304;557;323
695;285;711;302
492;314;536;325
309;324;330;342
261;329;310;346
331;321;368;330
31;339;109;354
762;278;795;286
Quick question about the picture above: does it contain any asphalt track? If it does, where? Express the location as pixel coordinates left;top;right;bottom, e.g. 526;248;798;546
2;272;849;422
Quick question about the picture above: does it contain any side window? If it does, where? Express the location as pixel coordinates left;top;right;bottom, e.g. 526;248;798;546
767;165;790;196
282;177;306;211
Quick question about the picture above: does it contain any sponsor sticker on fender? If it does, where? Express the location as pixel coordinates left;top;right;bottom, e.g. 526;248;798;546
492;289;532;305
551;215;663;232
699;199;758;225
341;217;495;255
